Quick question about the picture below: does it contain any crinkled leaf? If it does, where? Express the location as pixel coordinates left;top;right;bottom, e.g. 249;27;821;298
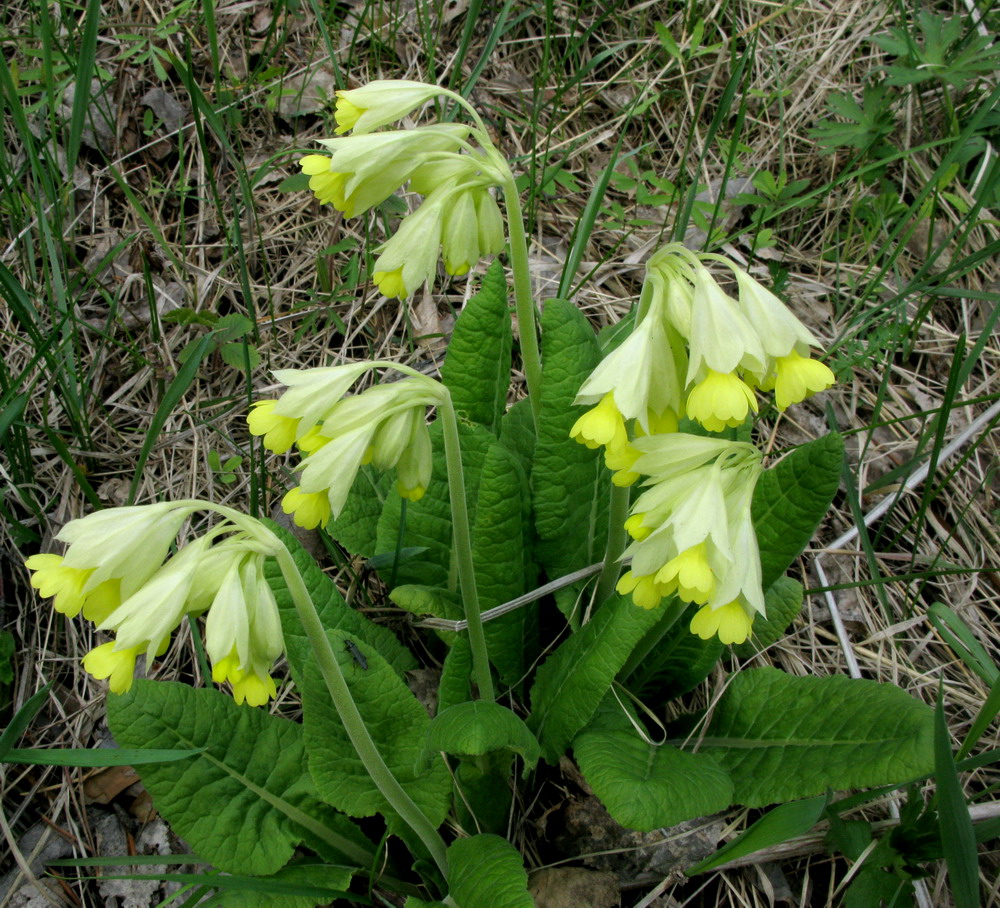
301;631;451;834
376;421;495;588
531;300;608;617
498;398;536;479
574;698;733;832
752;435;843;589
438;637;473;714
734;576;804;658
454;758;512;835
701;667;934;806
440;260;511;434
629;604;723;698
447;834;533;908
472;441;536;686
421;701;539;773
326;466;393;559
107;682;371;874
263;519;415;677
528;595;662;762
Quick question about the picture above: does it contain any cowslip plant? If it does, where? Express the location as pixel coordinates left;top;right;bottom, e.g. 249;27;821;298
20;79;938;906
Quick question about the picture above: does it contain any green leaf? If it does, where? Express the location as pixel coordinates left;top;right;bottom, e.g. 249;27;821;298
422;702;540;773
438;637;473;714
440;260;511;434
263;519;416;677
216;862;355;908
453;758;513;835
528;595;663;762
376;421;496;588
472;441;536;686
405;899;448;908
530;300;608;612
390;584;463;629
687;795;827;874
629;605;723;697
326;467;393;559
935;690;980;908
301;631;451;836
0;630;14;685
701;667;934;806
498;398;536;479
752;435;843;589
107;682;371;874
574;699;733;832
733;576;804;658
447;835;533;908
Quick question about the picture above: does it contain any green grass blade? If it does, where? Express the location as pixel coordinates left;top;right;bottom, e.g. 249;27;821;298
127;332;216;504
687;795;827;875
0;684;52;758
935;688;980;908
65;0;103;176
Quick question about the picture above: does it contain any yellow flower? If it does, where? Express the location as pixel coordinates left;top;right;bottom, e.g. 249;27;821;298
25;554;91;617
690;600;754;645
654;543;715;605
685;370;759;432
247;400;299;454
774;351;836;411
570;392;627;451
211;651;278;708
82;642;143;694
616;570;670;610
333;81;443;135
281;487;332;529
373;266;407;299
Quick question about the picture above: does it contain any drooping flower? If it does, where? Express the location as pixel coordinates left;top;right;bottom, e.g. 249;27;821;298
250;365;445;527
640;243;836;430
333;80;444;135
204;549;283;707
370;170;507;300
573;292;687;438
617;434;765;644
28;504;289;705
301;125;470;216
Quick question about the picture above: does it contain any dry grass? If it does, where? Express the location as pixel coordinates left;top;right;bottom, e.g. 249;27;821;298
2;0;999;904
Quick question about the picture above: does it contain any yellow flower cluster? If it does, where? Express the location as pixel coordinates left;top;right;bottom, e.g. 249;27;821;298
571;243;836;643
248;363;445;530
299;81;509;299
26;505;284;705
617;436;763;645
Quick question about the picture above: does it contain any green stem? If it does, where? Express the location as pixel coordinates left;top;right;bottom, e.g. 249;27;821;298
501;177;543;429
438;394;495;703
617;599;687;682
592;482;631;611
274;546;450;877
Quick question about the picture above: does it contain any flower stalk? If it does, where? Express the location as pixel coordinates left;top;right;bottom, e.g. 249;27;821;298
273;544;450;877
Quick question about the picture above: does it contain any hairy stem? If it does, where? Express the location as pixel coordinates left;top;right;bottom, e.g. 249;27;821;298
274;546;450;877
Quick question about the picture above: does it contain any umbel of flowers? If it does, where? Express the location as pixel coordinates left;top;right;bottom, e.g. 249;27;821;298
571;243;836;643
26;503;286;706
299;80;511;300
617;436;764;645
248;362;447;531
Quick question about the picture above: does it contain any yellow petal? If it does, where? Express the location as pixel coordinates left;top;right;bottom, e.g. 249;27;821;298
774;351;835;411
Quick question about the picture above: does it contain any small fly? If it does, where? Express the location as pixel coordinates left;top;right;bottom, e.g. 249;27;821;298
344;639;368;670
